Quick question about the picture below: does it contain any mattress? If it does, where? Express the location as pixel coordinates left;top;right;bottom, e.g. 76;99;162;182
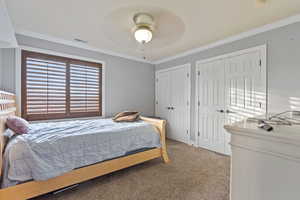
2;118;161;188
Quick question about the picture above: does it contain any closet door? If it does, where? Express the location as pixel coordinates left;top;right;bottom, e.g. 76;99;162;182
196;46;266;155
156;64;191;144
225;51;266;122
224;50;266;154
156;71;171;123
168;66;190;143
196;60;226;153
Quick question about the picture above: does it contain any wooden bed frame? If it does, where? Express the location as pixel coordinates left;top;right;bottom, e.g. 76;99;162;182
0;91;170;200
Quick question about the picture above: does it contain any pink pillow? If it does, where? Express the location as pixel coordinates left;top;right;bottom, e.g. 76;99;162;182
6;116;29;134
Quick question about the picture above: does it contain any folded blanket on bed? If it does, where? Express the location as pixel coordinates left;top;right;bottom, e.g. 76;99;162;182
112;111;140;122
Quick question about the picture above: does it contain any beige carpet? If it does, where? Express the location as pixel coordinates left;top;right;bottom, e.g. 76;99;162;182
33;140;230;200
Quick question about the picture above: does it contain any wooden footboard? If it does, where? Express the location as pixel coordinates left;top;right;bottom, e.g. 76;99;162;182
0;90;169;200
140;116;170;163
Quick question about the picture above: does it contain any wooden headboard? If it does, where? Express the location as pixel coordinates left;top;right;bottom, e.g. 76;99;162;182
0;91;16;177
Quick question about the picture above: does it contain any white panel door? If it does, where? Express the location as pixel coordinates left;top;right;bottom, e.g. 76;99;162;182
156;64;191;144
224;51;266;154
197;59;226;153
156;71;171;123
196;45;267;155
168;66;190;143
225;51;266;122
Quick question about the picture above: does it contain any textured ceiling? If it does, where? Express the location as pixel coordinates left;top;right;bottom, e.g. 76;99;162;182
5;0;300;62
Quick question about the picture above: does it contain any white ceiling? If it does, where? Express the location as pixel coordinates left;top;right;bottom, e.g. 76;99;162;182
5;0;300;62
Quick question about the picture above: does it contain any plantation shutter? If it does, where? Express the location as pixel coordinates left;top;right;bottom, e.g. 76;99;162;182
69;61;101;117
22;51;102;121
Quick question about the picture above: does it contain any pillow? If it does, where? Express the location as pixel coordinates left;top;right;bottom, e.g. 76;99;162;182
113;111;140;122
6;116;30;134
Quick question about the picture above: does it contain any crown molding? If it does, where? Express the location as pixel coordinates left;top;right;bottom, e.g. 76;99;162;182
15;29;153;64
153;14;300;65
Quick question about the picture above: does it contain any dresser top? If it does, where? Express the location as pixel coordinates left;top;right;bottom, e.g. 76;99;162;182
224;120;300;146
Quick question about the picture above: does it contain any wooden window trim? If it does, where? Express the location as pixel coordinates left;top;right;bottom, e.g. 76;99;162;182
21;50;103;121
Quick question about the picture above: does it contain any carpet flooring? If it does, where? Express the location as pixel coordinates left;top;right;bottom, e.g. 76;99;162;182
33;140;230;200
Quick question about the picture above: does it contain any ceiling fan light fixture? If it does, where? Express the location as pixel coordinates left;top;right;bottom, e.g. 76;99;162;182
134;26;153;44
133;13;154;44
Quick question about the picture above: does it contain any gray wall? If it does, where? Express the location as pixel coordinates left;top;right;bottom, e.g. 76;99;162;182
0;49;2;88
156;22;300;141
0;48;15;93
0;34;155;117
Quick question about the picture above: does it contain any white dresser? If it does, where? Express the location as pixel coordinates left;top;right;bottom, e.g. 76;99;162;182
224;121;300;200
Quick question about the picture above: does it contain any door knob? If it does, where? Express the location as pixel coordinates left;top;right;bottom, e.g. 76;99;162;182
216;109;224;113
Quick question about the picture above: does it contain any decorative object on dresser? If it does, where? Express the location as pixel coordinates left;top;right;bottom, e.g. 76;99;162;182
0;90;170;200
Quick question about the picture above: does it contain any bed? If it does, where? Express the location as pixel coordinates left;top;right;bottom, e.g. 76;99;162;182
0;90;170;200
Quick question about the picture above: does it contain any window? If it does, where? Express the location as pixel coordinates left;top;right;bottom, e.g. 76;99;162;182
21;50;102;121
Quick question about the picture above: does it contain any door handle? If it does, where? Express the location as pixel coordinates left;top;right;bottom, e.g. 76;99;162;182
216;109;224;113
226;109;235;114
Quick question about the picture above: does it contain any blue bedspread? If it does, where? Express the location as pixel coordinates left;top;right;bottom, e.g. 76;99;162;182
2;118;160;188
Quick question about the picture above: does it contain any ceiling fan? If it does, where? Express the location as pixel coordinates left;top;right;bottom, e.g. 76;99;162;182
132;13;155;44
100;6;185;60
